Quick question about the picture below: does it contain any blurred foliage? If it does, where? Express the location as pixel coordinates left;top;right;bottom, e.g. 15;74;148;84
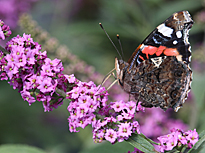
0;144;46;153
1;0;205;153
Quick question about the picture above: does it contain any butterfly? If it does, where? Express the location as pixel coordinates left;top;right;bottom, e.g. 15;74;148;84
114;11;193;112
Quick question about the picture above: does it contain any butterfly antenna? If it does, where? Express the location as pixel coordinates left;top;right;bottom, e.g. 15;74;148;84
99;23;123;59
117;34;124;61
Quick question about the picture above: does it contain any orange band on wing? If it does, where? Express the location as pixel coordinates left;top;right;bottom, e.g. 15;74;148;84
142;46;158;59
156;46;166;56
163;48;179;56
142;45;179;58
139;55;145;61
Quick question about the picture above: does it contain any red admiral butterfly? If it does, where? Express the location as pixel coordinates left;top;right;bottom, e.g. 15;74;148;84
114;11;193;112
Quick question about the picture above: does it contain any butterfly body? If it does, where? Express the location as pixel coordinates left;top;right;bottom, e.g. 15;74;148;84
115;11;193;112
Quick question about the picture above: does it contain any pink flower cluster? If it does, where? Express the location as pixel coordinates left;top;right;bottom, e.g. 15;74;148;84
138;108;188;139
0;0;37;29
66;80;143;144
157;128;198;152
0;20;11;40
66;80;108;132
0;33;67;111
0;30;142;144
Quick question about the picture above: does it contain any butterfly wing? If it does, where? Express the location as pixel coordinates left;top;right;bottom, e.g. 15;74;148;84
125;56;192;112
127;11;193;71
116;11;194;111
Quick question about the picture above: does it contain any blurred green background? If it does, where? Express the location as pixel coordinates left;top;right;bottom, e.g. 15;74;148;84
0;0;205;152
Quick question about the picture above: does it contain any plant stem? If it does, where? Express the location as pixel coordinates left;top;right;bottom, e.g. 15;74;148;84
0;45;8;54
55;87;67;98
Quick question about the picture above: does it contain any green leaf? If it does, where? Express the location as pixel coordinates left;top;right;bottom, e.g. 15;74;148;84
0;144;46;153
199;130;205;139
187;130;205;153
126;133;158;153
140;133;159;145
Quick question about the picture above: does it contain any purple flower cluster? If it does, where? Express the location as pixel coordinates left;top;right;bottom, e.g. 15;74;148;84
138;108;188;139
0;0;37;29
0;30;142;144
0;20;11;40
157;128;198;152
0;33;67;111
66;81;143;144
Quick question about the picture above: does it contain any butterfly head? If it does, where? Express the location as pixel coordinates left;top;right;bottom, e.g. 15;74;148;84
115;57;130;87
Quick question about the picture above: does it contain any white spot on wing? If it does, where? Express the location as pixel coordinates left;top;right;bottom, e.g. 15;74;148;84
176;31;182;38
176;55;182;61
184;29;190;45
173;40;178;45
157;23;173;37
140;44;145;49
151;57;163;67
188;56;192;62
